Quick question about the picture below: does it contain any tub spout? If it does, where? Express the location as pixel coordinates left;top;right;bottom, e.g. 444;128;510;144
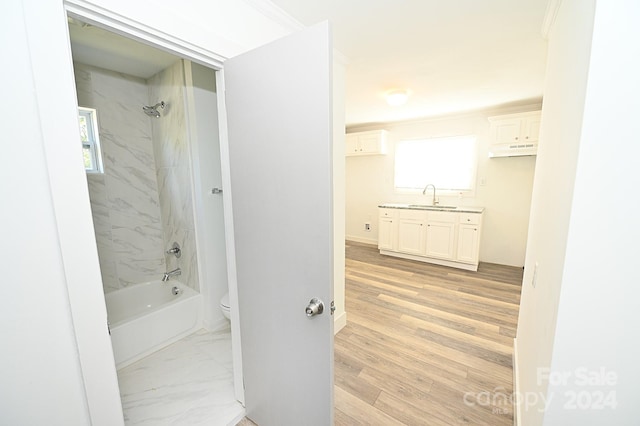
162;268;181;282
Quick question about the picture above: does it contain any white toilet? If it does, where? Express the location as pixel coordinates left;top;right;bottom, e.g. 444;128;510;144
220;292;231;320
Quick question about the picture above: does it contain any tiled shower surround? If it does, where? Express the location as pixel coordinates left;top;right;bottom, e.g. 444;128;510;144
75;61;199;293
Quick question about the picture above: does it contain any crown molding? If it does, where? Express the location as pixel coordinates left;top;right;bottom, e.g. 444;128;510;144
346;98;543;132
541;0;562;39
242;0;305;33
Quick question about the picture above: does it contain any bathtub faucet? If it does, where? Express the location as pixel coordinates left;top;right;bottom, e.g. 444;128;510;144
162;268;181;282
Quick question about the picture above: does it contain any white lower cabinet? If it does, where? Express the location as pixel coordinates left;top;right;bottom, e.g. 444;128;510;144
425;212;457;260
397;209;427;255
457;213;481;264
378;208;397;251
378;207;483;271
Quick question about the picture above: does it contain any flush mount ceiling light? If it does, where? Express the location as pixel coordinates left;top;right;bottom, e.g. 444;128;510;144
386;90;409;107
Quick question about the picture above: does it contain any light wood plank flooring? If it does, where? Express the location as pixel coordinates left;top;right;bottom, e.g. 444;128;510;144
335;241;523;425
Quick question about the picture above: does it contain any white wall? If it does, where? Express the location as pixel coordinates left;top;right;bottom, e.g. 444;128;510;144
542;0;640;424
345;106;539;267
2;1;124;424
149;60;201;292
0;4;91;423
515;0;595;423
75;63;166;292
516;1;640;424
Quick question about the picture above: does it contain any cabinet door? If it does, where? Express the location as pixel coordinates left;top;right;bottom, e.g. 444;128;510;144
494;119;522;144
378;217;396;250
523;115;541;143
398;218;426;255
457;224;479;264
378;208;397;250
425;222;456;259
345;134;360;154
358;133;382;154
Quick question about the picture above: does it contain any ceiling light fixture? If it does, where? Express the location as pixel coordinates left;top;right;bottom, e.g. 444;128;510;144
386;90;409;107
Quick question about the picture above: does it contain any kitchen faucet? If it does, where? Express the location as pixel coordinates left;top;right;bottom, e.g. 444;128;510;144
162;268;181;282
422;184;438;206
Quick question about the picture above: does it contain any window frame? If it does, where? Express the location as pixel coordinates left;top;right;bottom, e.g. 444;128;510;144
393;134;479;196
78;107;103;174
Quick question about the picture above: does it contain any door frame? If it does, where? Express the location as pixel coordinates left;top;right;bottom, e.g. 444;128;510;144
35;1;247;422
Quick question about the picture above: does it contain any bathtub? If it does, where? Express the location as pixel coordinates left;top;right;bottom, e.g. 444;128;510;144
105;281;202;369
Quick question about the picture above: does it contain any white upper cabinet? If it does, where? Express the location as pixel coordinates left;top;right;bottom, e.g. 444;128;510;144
345;130;388;156
488;111;541;157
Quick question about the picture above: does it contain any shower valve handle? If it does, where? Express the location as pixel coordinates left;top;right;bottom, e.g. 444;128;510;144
166;242;181;258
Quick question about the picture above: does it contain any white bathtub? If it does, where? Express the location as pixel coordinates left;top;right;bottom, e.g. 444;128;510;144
105;281;202;369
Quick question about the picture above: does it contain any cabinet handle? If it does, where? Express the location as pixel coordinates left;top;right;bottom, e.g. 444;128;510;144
526;136;529;139
515;137;519;140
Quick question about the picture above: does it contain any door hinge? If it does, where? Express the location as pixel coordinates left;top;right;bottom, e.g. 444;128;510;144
330;300;335;315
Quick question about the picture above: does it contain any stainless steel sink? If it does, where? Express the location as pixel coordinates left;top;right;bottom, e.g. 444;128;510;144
408;204;458;209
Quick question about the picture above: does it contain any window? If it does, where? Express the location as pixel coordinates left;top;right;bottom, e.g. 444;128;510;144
394;135;477;192
78;107;103;173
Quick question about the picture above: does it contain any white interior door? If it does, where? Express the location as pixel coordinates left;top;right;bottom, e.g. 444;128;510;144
223;22;334;425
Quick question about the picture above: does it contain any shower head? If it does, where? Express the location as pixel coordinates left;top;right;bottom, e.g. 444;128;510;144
143;101;165;118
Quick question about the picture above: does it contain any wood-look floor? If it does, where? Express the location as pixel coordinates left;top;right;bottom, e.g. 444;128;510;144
335;241;523;426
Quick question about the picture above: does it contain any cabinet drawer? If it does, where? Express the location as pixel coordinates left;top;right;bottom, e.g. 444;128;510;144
399;209;427;220
426;211;457;223
379;208;397;218
459;213;480;225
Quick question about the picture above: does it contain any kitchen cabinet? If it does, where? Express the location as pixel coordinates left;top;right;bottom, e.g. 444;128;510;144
378;208;397;251
377;205;483;271
397;209;427;255
346;130;388;156
457;214;481;264
425;212;457;260
488;111;541;157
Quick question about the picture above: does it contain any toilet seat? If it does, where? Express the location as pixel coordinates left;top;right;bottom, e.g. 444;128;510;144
220;293;230;309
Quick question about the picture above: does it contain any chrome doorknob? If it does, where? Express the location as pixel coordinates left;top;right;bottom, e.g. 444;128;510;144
305;298;324;317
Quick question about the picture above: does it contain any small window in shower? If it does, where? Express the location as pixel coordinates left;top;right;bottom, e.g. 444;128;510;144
78;107;103;173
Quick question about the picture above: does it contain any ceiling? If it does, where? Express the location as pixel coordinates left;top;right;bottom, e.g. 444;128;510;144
68;18;179;79
68;1;550;127
270;0;549;126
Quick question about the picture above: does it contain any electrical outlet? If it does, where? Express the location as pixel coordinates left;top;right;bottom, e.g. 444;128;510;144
364;223;371;232
531;262;539;287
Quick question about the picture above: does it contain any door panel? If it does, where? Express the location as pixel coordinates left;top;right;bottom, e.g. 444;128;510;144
426;222;456;259
223;22;334;426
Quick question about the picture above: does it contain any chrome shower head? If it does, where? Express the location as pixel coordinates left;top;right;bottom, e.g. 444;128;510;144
143;101;165;118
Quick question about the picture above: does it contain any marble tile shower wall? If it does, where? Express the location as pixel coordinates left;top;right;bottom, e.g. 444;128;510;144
75;63;165;292
148;60;200;292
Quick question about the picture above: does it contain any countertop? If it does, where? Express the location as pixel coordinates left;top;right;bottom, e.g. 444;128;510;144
379;203;484;214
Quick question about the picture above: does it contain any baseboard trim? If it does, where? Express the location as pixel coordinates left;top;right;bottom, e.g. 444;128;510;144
513;337;521;426
334;311;347;334
345;235;378;245
204;318;230;332
380;249;478;271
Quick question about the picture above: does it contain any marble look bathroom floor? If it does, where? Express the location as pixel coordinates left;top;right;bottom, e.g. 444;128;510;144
117;328;244;425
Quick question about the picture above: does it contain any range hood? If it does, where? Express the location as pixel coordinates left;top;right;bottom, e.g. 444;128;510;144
488;142;537;158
